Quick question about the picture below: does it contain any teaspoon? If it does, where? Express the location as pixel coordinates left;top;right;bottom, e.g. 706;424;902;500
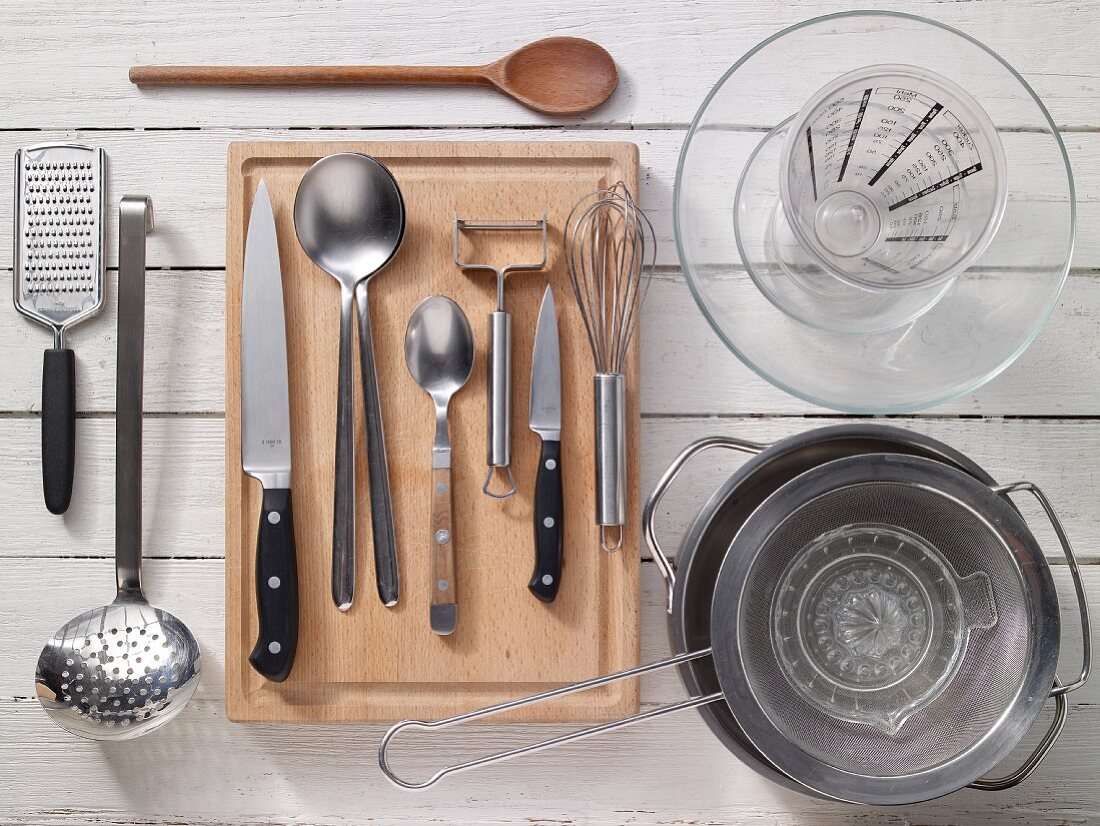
405;296;475;635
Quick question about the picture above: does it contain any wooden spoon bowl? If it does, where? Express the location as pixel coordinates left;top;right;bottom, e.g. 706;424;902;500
488;37;618;115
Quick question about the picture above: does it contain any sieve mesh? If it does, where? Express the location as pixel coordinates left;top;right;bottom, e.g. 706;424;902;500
735;482;1032;776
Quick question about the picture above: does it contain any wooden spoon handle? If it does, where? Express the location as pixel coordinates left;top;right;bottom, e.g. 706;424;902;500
129;64;490;86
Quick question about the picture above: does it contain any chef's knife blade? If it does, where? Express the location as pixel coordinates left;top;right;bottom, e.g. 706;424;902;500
528;285;562;602
241;179;298;681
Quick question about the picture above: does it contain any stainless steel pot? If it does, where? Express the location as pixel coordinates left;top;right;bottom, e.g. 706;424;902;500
653;425;1006;795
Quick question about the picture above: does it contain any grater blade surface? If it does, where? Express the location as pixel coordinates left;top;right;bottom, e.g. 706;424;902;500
14;144;106;339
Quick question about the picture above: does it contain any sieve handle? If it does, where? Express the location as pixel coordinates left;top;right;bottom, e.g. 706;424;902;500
642;436;766;613
993;481;1091;695
379;648;719;789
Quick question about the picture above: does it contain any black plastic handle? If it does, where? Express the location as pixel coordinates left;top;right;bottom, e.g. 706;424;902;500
248;487;299;682
42;347;76;515
529;439;563;603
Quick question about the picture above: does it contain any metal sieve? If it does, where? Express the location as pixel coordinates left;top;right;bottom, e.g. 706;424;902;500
712;453;1089;803
379;437;1089;805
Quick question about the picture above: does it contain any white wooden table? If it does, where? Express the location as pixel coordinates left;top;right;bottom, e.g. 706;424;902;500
2;2;1098;823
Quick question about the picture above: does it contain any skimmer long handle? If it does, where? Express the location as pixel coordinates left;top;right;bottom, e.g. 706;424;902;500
115;197;154;594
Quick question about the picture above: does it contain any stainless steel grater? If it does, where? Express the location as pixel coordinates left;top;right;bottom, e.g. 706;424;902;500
14;143;106;514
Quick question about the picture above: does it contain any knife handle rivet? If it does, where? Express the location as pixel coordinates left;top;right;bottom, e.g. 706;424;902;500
268;576;281;589
268;641;282;654
542;574;554;586
267;511;281;525
437;579;449;592
435;529;451;545
543;517;555;529
545;458;557;470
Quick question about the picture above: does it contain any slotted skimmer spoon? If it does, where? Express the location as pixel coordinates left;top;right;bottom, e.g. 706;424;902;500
34;197;200;740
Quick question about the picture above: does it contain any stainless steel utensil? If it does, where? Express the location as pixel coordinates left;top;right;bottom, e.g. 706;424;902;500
14;143;106;514
527;286;562;602
294;153;406;611
564;182;653;551
404;296;475;636
34;196;200;740
659;425;1001;797
241;180;298;681
380;434;1090;801
454;212;547;499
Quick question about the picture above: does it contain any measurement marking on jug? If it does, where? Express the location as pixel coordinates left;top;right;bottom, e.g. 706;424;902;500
838;88;872;183
868;102;944;186
888;163;982;211
885;234;950;242
862;257;902;275
805;126;818;201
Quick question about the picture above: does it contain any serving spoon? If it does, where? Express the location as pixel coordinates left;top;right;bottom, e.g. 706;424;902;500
129;37;618;116
295;153;406;611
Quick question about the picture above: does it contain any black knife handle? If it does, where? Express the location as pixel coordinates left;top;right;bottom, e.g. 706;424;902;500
42;347;76;515
249;487;299;682
529;439;563;603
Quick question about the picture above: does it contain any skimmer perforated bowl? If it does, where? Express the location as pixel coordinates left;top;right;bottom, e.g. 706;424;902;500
712;453;1087;804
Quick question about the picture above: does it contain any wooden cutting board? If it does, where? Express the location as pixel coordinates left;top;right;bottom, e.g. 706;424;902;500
225;141;641;723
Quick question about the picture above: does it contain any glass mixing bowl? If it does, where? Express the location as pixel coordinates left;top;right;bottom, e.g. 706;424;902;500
674;11;1075;412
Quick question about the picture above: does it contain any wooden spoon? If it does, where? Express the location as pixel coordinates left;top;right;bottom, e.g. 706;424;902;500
129;37;617;115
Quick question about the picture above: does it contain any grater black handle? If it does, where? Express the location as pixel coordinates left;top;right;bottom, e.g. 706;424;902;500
42;347;76;515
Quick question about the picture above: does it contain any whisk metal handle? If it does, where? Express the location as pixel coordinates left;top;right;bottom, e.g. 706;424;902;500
594;373;627;550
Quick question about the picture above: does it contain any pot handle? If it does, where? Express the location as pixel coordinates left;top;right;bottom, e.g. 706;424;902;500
969;481;1092;792
378;648;720;789
643;436;765;613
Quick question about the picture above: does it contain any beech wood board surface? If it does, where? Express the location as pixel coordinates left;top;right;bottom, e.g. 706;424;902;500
224;140;641;723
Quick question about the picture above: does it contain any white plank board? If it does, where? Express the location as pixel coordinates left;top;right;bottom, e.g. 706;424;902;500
2;268;1099;417
3;416;1099;564
0;0;1096;128
1;563;1096;825
0;128;1097;270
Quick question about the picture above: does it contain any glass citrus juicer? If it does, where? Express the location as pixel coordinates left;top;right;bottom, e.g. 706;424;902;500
675;11;1075;412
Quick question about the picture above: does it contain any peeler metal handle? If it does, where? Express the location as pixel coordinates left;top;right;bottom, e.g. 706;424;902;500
483;310;516;498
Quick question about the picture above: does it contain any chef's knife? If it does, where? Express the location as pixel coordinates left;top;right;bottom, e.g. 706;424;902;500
241;180;298;681
528;285;563;602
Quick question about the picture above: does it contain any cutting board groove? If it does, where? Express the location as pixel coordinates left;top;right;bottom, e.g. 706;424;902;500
225;140;640;723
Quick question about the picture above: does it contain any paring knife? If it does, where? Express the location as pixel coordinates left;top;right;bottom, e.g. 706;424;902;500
528;285;563;602
241;180;299;681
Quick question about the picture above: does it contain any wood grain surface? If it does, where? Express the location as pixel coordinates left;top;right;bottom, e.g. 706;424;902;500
224;141;641;722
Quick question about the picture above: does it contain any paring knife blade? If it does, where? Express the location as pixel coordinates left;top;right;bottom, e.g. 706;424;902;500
241;179;298;681
528;285;563;602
